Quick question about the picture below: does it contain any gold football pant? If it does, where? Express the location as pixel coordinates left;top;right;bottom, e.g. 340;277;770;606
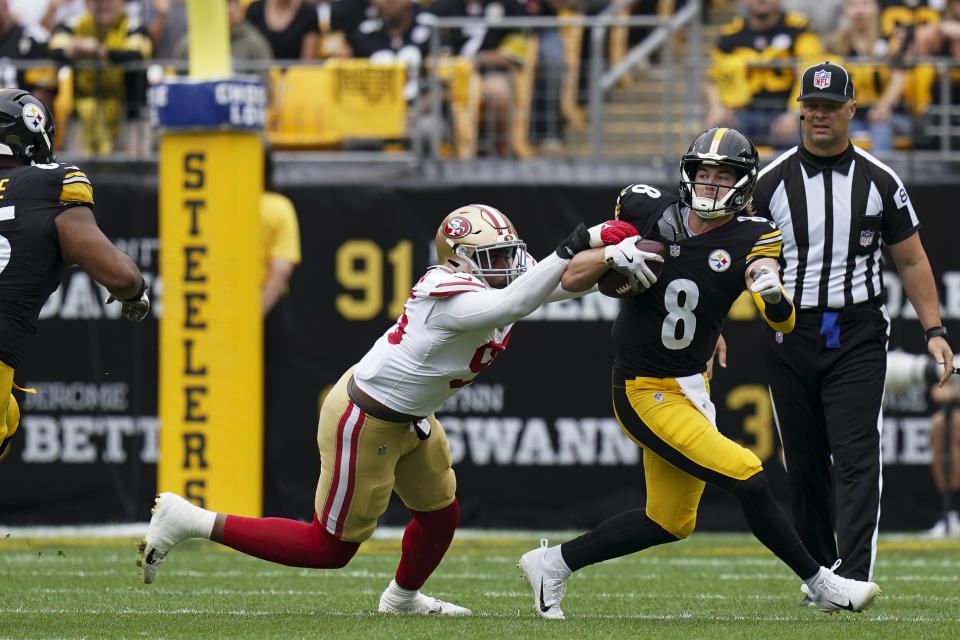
0;360;21;460
314;368;456;542
613;373;763;538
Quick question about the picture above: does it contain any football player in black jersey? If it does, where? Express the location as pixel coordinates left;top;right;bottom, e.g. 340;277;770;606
517;128;882;618
0;89;149;461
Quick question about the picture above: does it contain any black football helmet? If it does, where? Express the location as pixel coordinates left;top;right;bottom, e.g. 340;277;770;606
0;89;55;164
679;127;759;219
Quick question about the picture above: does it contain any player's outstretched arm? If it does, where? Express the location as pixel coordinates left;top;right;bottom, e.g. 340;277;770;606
746;258;794;333
56;205;146;307
560;247;607;292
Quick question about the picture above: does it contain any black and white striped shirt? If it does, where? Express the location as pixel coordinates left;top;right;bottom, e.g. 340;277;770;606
752;144;919;310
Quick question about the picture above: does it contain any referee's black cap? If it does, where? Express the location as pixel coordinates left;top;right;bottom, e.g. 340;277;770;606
797;61;855;103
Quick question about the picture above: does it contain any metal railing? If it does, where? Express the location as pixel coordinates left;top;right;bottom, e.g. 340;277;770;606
9;14;960;171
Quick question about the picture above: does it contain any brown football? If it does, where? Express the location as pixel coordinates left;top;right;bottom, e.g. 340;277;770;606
597;238;667;298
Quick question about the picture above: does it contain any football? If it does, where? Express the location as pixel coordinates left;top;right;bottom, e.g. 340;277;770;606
597;238;668;298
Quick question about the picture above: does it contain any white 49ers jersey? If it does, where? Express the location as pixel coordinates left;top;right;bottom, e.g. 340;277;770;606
353;267;514;416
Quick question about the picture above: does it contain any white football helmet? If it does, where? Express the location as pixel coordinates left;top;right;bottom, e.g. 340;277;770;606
435;204;526;286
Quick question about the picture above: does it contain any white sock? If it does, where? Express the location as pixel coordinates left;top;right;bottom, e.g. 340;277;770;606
543;546;573;580
387;579;418;599
188;506;217;540
804;566;829;590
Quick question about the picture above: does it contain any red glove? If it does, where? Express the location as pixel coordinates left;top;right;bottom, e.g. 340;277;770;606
589;220;639;247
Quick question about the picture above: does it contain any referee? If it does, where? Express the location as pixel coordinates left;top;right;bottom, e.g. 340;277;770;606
751;61;954;583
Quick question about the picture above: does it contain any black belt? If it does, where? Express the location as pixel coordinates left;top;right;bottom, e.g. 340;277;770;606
796;297;882;323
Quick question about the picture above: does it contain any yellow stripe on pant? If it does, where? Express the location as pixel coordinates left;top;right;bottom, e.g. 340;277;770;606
613;374;763;538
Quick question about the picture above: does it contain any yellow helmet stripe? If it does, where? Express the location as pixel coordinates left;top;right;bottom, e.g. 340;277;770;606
709;128;728;155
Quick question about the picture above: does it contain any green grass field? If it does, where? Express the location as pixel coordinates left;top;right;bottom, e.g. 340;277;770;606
2;532;958;639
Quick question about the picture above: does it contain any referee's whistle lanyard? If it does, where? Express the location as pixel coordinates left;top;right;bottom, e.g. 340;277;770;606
819;312;842;349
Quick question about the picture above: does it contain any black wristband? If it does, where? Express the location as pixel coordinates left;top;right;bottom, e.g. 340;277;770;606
924;326;949;342
762;295;794;323
555;223;590;259
123;279;147;302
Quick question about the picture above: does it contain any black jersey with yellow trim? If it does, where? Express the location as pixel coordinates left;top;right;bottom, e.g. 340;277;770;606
0;162;94;368
612;184;783;379
710;12;822;110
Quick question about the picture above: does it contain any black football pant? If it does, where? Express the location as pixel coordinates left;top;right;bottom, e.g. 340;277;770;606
764;304;888;581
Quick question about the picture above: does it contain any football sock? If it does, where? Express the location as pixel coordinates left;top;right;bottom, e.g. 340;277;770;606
189;506;217;540
729;473;820;580
560;508;677;572
394;499;459;591
220;513;359;568
949;490;960;513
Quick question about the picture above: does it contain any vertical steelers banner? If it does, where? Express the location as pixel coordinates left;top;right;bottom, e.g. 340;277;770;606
151;0;266;515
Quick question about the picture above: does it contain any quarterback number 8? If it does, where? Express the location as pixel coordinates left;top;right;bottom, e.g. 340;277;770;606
661;279;699;350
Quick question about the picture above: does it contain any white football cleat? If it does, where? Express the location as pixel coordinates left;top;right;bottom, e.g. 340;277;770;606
378;579;471;615
800;565;881;613
137;492;203;584
518;538;566;619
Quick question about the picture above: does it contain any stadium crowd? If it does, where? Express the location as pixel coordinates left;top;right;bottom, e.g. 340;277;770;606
0;0;957;157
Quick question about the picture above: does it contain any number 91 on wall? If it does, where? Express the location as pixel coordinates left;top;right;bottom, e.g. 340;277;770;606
335;239;413;320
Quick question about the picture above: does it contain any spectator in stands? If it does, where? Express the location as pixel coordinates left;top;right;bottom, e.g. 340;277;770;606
10;0;86;38
49;0;153;155
704;0;822;148
173;0;273;87
142;0;187;61
524;0;568;151
346;0;439;133
927;378;960;538
912;0;960;149
313;0;376;57
0;0;58;110
431;0;530;156
825;0;910;152
783;0;844;38
246;0;319;60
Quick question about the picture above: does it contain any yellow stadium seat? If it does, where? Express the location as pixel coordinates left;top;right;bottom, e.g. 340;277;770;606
53;66;73;151
266;60;407;149
558;10;586;131
511;35;539;159
434;56;482;160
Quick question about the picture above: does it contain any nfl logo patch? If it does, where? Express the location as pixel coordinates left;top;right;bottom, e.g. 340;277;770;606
814;69;831;89
859;230;874;247
775;332;784;344
653;392;664;402
670;244;681;257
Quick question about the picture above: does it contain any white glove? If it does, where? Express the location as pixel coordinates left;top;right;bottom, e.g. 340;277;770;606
749;266;782;303
604;237;664;290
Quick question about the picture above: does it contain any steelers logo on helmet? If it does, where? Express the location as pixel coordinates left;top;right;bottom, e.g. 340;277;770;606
708;249;732;272
21;102;45;132
443;215;472;240
680;127;759;220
